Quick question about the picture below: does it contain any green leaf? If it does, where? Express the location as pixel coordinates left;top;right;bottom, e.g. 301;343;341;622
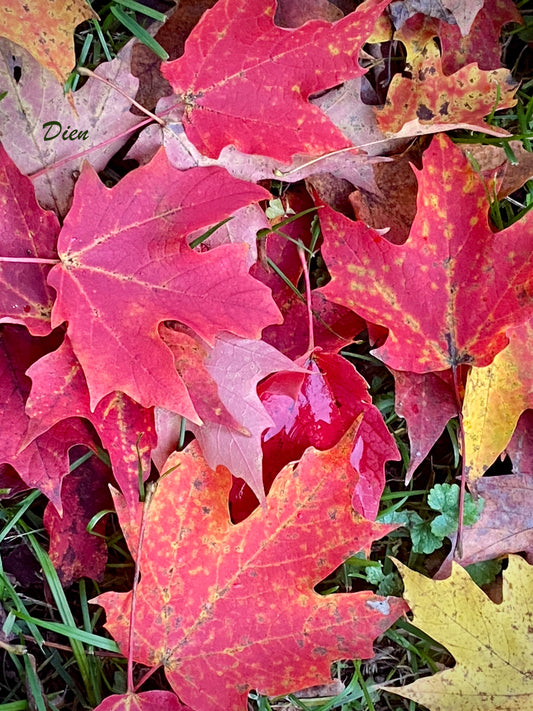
428;483;484;539
410;512;443;554
465;559;502;587
365;563;401;596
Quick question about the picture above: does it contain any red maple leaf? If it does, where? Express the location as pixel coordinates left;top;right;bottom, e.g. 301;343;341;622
0;326;94;511
161;0;391;161
44;451;113;586
94;428;406;711
24;337;156;508
47;149;280;418
94;690;189;711
319;134;533;373
0;143;57;335
189;333;308;501
393;369;458;481
258;350;399;520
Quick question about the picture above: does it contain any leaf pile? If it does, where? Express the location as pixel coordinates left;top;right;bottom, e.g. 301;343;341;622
0;0;532;708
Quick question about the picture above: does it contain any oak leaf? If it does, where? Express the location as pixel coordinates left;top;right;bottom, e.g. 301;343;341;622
48;149;279;418
319;133;533;373
0;143;57;335
0;0;95;84
94;429;406;711
161;0;391;161
384;555;533;710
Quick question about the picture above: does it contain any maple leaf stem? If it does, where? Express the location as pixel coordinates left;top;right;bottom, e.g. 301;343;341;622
28;116;153;180
451;364;466;559
298;244;314;353
0;256;60;264
127;481;157;692
77;67;166;126
133;664;162;693
274;137;406;177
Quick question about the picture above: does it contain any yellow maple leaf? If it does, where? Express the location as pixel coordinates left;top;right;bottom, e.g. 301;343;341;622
383;555;533;710
0;1;96;85
463;319;533;483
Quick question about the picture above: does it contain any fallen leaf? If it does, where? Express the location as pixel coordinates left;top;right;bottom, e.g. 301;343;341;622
128;93;379;196
0;143;57;335
188;202;270;269
349;150;420;245
393;369;458;481
0;464;28;499
161;0;391;161
0;0;95;84
384;555;533;710
319;133;533;373
308;77;400;158
257;350;399;520
94;690;189;711
0;325;94;512
439;0;483;35
190;334;308;502
0;39;141;216
438;0;521;75
262;290;364;360
250;189;364;358
507;409;533;474
160;325;241;431
437;411;533;574
43;452;113;586
276;0;343;25
377;14;516;138
94;430;406;711
464;140;533;200
389;0;455;29
24;338;156;508
441;472;533;572
47;149;278;418
462;319;533;483
131;0;217;112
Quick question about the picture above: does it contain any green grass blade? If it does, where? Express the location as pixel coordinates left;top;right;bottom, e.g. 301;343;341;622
69;32;93;92
92;19;113;61
188;217;233;249
13;611;120;653
0;490;40;545
110;7;169;60
113;0;168;22
22;654;47;711
22;529;99;705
